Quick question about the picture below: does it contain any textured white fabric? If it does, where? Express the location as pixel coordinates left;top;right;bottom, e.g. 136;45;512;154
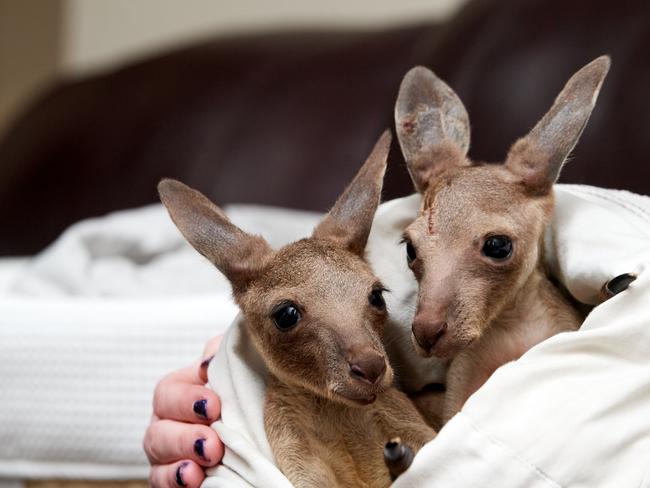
203;185;650;487
9;204;321;298
0;204;321;481
394;267;650;488
0;294;237;480
0;480;24;488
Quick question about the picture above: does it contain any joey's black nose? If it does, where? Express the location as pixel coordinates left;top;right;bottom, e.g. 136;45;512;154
412;319;447;353
349;352;387;385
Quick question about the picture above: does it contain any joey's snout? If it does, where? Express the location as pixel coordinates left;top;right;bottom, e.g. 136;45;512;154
411;277;457;358
412;307;477;359
348;349;387;385
333;344;391;406
412;314;448;357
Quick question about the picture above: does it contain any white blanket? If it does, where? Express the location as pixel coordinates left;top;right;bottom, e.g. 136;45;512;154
203;185;650;487
0;204;321;482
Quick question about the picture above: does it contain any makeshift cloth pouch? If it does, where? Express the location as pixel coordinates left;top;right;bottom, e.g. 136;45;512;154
203;185;650;488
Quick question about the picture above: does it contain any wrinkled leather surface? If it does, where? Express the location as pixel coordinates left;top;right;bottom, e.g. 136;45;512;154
0;0;648;254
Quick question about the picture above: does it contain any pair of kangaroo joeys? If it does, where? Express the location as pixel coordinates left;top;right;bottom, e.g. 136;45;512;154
160;57;610;486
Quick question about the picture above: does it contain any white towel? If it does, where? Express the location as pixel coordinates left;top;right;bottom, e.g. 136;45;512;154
0;204;321;481
203;185;650;487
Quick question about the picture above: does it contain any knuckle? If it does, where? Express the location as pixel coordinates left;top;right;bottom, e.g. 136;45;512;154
152;383;165;412
143;427;155;462
149;465;170;488
144;423;167;464
149;440;165;465
153;377;175;415
148;469;158;488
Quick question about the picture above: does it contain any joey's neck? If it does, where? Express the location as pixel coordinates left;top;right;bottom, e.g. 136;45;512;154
493;264;561;330
476;259;581;368
266;373;389;425
267;372;356;413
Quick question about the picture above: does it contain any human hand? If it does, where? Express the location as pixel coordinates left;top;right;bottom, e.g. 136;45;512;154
144;336;224;487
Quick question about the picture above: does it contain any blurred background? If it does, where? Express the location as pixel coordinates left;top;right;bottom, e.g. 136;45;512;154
0;0;466;138
0;0;648;487
1;0;648;256
1;0;472;256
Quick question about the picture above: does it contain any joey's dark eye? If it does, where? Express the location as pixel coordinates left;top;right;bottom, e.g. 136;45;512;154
369;288;386;310
482;235;513;260
405;241;417;265
272;303;301;330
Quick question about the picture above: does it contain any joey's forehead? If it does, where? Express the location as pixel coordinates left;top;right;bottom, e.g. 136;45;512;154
417;167;529;236
254;241;375;296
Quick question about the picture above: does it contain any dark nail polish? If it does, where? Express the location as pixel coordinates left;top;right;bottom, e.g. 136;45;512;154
193;398;208;419
200;355;215;371
176;461;189;487
605;273;637;297
384;438;414;481
194;438;208;460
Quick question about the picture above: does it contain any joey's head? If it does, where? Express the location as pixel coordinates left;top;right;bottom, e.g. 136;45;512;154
159;131;394;406
395;57;610;359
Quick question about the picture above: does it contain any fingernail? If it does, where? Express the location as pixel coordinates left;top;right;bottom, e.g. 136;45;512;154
194;438;209;461
176;461;189;487
200;355;215;373
384;437;414;481
604;273;637;297
193;399;208;419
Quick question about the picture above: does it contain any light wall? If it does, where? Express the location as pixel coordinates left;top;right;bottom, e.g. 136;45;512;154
61;0;467;74
0;0;467;137
0;0;62;137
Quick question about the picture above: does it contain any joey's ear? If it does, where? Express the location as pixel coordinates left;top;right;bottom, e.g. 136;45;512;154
158;179;272;290
505;56;610;194
395;66;470;193
312;130;390;256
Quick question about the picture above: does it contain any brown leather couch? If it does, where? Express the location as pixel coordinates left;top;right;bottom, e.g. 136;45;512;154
1;0;648;255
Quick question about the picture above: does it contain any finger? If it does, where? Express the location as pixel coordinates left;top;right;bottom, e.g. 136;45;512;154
160;362;205;387
154;377;221;423
145;420;224;466
202;335;223;359
150;460;205;488
199;335;224;384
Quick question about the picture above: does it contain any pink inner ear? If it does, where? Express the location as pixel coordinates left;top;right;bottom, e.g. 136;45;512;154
412;142;469;193
505;138;555;195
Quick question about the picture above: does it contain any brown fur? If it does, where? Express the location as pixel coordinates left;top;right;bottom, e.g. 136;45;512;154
443;264;582;420
266;378;432;487
395;57;610;424
159;131;435;487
